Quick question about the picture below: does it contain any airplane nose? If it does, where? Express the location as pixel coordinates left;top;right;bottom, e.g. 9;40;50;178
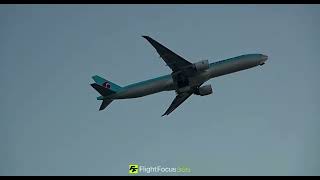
262;55;268;61
259;55;268;65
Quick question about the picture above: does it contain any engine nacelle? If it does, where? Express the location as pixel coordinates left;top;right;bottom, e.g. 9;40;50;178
193;60;209;72
195;84;213;96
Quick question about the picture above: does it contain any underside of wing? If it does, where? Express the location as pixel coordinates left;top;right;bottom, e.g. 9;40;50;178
142;36;192;72
162;92;193;116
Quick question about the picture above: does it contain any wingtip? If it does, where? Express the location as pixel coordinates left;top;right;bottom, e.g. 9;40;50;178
162;111;170;117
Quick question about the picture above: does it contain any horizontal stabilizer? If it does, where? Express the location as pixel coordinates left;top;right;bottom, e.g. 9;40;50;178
99;99;113;111
90;83;115;97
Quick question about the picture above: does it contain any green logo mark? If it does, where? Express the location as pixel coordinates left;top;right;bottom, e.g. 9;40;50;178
129;164;139;174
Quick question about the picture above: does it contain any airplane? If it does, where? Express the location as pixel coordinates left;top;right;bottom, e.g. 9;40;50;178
90;36;268;116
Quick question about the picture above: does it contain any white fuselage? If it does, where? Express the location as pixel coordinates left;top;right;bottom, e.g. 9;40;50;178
108;54;268;100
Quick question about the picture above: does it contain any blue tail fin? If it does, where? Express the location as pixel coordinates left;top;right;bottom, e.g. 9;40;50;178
90;83;114;97
91;75;121;111
91;75;122;95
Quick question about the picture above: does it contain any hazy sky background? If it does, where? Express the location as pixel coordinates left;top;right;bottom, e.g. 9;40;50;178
1;5;319;176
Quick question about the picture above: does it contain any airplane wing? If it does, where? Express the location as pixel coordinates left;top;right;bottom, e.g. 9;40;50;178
162;92;193;116
142;36;192;72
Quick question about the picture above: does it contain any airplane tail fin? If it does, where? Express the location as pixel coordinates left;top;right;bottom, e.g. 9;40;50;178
90;83;115;97
92;75;122;92
90;75;122;111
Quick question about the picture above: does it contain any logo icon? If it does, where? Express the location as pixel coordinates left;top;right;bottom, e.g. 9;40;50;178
102;82;111;89
129;164;139;174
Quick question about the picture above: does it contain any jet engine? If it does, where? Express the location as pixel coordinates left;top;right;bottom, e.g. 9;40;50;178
194;84;213;96
193;60;209;72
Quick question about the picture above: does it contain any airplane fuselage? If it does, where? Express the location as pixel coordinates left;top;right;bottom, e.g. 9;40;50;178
106;54;268;100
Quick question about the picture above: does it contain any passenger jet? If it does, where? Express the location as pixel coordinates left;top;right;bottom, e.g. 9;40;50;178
90;36;268;116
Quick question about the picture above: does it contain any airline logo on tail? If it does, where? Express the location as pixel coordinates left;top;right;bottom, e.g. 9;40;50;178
103;82;111;89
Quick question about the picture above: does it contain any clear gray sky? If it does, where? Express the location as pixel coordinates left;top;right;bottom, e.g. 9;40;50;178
1;5;319;176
